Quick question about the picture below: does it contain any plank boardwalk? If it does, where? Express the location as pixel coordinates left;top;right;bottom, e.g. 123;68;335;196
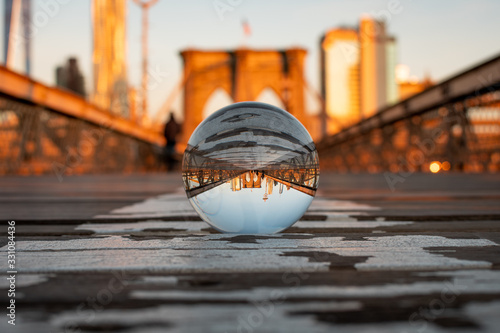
1;172;500;333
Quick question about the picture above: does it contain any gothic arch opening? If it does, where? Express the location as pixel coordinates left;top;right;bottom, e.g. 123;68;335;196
256;87;285;110
180;48;308;146
202;87;234;120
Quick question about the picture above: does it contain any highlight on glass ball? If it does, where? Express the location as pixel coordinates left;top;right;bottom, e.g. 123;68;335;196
182;101;319;234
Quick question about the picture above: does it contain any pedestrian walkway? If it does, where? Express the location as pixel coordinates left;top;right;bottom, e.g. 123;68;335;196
1;173;499;332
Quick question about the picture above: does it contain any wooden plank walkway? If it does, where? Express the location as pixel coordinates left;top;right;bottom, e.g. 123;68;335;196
1;172;500;332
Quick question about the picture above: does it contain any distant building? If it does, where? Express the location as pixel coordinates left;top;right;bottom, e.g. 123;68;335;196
398;79;433;100
385;36;398;105
396;64;433;100
320;16;399;136
359;17;399;117
55;57;86;97
321;28;360;135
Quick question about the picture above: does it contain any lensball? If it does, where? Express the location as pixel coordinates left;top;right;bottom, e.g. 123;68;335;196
182;102;319;234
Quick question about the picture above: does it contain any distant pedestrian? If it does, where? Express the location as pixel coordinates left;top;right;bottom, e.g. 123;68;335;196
163;113;180;171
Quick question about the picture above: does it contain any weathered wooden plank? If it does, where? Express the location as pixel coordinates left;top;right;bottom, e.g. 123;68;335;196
0;173;499;333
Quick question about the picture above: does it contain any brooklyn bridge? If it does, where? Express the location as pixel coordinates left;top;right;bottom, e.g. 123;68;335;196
1;50;499;176
1;1;500;333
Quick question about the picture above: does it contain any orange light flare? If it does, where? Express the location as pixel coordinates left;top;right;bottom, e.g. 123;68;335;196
429;161;442;173
441;161;451;171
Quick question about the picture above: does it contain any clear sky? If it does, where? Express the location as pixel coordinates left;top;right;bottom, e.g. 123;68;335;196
2;0;500;122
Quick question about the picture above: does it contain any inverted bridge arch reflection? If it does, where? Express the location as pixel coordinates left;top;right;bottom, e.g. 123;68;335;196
183;168;319;199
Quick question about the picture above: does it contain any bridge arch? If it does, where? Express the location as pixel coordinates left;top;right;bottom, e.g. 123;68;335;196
180;48;308;146
255;87;285;110
202;87;234;120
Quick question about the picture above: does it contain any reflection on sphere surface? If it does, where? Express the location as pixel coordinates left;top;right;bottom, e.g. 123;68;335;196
182;102;319;234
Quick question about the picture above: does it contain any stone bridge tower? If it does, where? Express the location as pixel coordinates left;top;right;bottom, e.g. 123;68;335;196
180;48;308;146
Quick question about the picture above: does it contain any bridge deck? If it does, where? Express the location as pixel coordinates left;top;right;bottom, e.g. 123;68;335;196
1;173;500;332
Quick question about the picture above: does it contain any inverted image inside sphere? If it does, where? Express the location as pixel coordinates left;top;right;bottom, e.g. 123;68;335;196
182;102;319;234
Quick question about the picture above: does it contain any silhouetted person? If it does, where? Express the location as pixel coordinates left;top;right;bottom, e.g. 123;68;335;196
447;122;466;171
163;113;180;171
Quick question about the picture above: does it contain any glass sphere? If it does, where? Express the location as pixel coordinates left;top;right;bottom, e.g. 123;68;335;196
182;102;319;234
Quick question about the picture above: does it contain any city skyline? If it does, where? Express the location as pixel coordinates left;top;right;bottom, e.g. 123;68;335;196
1;0;499;122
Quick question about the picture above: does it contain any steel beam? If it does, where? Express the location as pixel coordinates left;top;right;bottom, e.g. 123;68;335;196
0;65;165;146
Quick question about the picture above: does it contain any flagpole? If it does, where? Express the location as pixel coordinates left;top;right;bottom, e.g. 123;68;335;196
241;18;251;48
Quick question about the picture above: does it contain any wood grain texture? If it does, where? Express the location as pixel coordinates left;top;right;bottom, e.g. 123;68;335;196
1;172;499;332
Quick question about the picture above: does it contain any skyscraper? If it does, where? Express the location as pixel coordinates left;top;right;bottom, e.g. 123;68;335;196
385;36;398;106
321;28;360;135
320;16;398;136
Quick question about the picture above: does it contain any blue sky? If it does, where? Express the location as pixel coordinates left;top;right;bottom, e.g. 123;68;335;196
2;0;500;121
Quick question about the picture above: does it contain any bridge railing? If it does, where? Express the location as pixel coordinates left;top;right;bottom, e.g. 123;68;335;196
0;66;166;177
317;54;500;173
